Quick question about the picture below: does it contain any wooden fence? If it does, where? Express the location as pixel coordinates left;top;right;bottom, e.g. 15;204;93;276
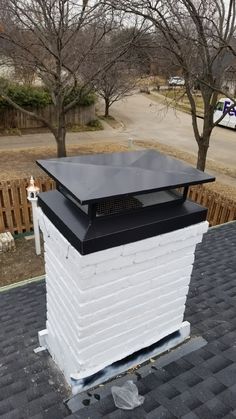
0;178;235;235
0;178;55;235
0;104;95;130
188;186;236;226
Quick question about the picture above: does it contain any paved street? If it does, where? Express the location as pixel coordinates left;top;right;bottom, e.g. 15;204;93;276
0;94;235;172
111;94;236;171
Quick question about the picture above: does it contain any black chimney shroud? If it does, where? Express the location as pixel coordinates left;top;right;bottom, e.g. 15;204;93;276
37;150;215;255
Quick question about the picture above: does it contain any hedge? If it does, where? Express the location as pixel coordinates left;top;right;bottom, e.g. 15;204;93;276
0;82;95;109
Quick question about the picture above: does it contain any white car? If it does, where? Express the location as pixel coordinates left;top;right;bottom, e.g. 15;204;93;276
168;76;185;86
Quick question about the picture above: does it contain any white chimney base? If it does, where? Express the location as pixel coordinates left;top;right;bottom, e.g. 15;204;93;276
39;320;190;394
38;208;208;387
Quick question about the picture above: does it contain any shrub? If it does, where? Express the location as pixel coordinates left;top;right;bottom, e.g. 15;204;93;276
0;81;95;109
64;88;96;107
87;119;103;130
0;84;51;109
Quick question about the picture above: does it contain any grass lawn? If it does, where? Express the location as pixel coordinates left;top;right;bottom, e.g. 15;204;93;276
0;142;129;181
138;75;167;87
0;119;104;137
98;115;122;129
134;140;236;202
149;88;205;116
1;138;235;198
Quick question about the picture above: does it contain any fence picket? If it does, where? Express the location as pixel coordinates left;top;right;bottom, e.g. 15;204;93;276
1;183;14;232
11;181;22;231
0;105;95;130
228;207;236;222
20;179;32;232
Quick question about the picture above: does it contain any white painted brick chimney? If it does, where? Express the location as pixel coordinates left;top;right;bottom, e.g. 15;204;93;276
38;207;208;385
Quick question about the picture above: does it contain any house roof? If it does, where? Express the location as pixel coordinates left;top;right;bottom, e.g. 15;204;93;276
0;221;236;419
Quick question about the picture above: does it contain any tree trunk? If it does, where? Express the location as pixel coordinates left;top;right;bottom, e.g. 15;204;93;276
55;106;67;158
104;98;110;117
55;123;67;157
56;133;66;157
197;142;209;171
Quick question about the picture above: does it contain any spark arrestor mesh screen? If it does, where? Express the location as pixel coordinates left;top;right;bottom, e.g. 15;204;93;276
96;196;143;216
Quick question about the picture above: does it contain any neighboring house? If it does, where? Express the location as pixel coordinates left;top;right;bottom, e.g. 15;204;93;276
0;221;236;418
0;59;14;80
0;55;42;85
222;66;236;97
220;37;236;97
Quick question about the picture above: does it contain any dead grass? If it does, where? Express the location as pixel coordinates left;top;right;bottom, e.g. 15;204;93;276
98;115;122;129
145;90;204;117
0;120;104;137
160;88;204;111
0;139;235;202
0;143;129;181
138;75;167;87
0;237;45;286
134;140;236;202
150;89;227;118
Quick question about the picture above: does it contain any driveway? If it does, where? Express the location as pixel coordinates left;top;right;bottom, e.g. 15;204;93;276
0;93;235;171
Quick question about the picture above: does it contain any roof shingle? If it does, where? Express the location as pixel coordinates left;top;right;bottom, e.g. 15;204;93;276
0;221;236;418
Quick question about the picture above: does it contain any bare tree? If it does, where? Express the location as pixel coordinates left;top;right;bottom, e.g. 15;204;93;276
109;0;236;171
93;29;148;117
0;0;137;157
95;62;137;117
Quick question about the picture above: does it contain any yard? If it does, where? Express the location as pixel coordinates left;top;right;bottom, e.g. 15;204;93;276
0;142;129;181
0;139;236;287
134;140;236;201
0;236;45;287
145;88;205;117
149;87;227;118
0;142;130;287
160;88;205;115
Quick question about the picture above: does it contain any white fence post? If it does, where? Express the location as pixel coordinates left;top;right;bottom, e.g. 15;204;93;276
27;176;41;255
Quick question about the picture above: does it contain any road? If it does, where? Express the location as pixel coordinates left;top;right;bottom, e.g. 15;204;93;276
0;93;235;171
111;94;236;170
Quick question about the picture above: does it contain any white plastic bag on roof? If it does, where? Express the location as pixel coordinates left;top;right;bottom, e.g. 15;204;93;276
111;380;145;410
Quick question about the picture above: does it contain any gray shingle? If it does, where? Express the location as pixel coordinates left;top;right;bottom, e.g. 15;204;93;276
1;221;236;418
0;281;69;418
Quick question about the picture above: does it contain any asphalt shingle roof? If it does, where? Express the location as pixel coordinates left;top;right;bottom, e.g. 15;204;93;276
0;282;69;419
0;221;236;419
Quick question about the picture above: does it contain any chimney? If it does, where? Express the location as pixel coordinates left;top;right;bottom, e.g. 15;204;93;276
36;150;214;390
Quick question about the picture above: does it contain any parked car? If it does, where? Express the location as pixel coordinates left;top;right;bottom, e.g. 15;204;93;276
168;76;185;86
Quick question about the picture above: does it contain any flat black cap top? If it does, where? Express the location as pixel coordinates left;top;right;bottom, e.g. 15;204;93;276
37;150;215;205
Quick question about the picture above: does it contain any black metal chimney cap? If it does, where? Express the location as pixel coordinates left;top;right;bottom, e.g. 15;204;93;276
37;150;215;205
